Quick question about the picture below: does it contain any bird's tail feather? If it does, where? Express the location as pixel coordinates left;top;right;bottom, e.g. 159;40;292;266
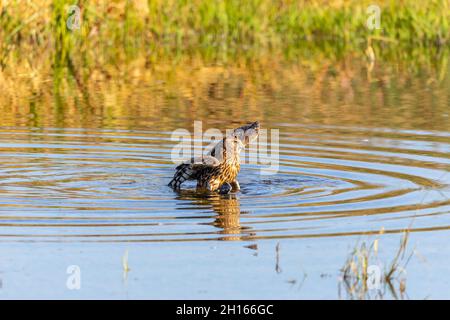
168;163;196;189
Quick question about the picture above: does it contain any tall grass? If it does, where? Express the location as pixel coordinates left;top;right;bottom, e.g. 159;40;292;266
340;229;413;300
0;0;448;69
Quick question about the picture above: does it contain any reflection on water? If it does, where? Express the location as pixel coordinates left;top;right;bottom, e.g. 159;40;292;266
0;122;447;242
0;50;449;299
0;55;448;244
175;190;247;241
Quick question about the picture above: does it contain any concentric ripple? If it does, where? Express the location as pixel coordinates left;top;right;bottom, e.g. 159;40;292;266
0;124;448;242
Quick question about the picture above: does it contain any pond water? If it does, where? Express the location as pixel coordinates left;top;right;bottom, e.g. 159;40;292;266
0;57;449;299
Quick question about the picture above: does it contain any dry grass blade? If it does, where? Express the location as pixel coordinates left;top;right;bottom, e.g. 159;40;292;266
340;228;413;300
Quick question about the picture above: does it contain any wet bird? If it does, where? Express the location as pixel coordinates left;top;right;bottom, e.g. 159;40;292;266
168;121;260;193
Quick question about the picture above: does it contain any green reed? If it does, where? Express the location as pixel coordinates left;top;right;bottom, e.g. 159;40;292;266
0;0;448;68
340;229;412;300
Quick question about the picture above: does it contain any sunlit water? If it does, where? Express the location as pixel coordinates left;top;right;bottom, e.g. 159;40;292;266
0;125;448;242
0;59;449;298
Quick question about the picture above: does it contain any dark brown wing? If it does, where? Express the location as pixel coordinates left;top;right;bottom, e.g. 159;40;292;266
168;156;220;189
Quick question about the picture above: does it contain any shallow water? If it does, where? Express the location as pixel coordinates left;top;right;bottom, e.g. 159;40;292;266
0;124;448;242
0;59;449;299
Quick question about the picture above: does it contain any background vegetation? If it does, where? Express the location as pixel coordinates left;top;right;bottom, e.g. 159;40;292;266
0;0;448;130
1;0;448;66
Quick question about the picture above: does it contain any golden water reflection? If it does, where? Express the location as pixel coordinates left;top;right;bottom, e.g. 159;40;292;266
175;190;253;241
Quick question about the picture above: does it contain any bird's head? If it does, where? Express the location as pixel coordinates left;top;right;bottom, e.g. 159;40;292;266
222;136;245;161
232;121;260;146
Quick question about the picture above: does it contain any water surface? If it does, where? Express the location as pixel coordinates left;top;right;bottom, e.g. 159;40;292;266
0;58;449;299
